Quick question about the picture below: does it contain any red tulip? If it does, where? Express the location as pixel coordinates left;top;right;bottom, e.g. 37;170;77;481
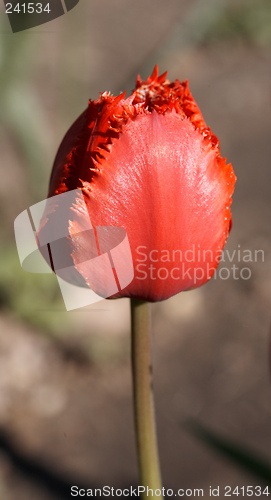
37;66;236;302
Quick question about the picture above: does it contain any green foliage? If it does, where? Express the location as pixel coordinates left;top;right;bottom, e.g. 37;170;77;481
0;244;67;334
187;419;271;484
202;0;271;47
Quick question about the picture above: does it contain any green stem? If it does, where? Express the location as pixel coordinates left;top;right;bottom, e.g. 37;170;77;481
130;299;163;499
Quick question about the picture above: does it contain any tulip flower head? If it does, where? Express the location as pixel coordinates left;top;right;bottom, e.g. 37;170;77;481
37;66;236;302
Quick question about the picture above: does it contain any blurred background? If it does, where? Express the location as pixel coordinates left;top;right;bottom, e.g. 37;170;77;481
0;0;271;498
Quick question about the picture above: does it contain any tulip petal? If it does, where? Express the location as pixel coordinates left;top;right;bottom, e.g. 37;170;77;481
68;111;234;301
37;67;236;302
